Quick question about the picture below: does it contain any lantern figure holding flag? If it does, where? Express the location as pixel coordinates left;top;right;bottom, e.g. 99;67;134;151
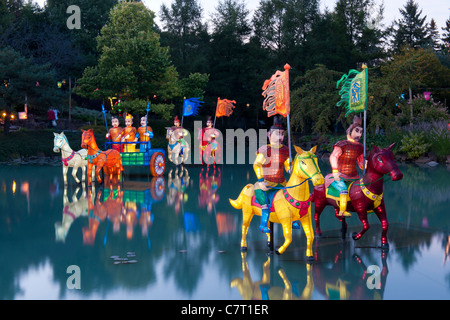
330;64;368;216
254;64;296;235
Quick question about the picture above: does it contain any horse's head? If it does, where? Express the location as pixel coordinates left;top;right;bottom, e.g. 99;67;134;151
293;145;325;186
53;132;66;153
81;129;94;149
368;143;403;181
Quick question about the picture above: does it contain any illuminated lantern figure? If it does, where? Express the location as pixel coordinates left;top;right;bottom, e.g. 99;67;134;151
81;129;123;186
53;132;94;185
137;115;153;152
120;114;137;152
314;144;403;248
198;116;220;165
166;116;190;165
253;116;290;233
423;92;431;101
106;116;123;152
329;116;365;217
229;146;324;258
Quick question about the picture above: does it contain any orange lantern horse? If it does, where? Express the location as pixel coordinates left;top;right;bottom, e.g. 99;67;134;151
81;129;123;186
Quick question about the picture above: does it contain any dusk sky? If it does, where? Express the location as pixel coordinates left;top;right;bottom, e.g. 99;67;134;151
32;0;450;35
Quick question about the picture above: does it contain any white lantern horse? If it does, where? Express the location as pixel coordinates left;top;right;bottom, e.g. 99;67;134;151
53;132;94;184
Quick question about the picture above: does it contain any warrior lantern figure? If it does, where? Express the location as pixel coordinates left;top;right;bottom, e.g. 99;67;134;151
253;116;291;233
329;115;365;216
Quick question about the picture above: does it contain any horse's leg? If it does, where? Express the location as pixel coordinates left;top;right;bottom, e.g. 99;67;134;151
81;164;86;182
95;164;103;184
87;162;93;186
275;205;293;255
352;204;370;241
72;164;81;184
300;211;315;261
374;202;389;249
276;214;292;255
62;165;68;185
313;187;326;237
240;203;254;251
333;207;348;239
91;165;96;182
94;159;104;184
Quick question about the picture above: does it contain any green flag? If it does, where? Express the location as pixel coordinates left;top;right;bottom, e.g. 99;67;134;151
336;67;368;117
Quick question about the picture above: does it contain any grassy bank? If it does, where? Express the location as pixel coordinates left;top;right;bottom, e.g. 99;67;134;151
1;120;448;163
0;127;167;162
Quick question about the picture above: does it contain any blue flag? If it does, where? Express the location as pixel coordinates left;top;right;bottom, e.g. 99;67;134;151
183;97;204;117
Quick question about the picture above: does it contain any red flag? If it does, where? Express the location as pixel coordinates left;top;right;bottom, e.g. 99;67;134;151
216;98;236;118
262;64;291;117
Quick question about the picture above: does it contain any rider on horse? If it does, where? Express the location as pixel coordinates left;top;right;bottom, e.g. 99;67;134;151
329;115;365;217
170;116;189;157
198;116;220;164
253;116;291;233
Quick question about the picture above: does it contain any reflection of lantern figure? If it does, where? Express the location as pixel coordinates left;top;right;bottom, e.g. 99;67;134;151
198;166;221;214
167;166;190;214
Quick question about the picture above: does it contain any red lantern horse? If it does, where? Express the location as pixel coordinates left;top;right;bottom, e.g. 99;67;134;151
313;143;403;248
81;129;123;186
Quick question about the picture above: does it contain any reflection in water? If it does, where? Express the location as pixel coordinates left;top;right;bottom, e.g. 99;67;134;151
199;166;220;214
167;166;190;215
80;178;165;246
0;163;449;299
231;252;314;300
55;185;89;242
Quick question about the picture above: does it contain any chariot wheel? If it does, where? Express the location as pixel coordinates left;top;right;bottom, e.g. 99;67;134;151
150;152;165;177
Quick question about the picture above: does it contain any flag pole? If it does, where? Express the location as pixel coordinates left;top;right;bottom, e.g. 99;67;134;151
284;64;292;171
363;109;367;174
362;65;368;175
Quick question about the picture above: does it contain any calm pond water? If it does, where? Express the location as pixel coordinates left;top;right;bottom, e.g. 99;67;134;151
0;160;449;300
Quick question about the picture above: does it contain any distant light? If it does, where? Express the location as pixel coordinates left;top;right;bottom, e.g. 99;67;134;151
423;92;431;101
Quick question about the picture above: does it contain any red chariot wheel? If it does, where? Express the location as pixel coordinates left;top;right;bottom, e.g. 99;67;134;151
150;152;165;177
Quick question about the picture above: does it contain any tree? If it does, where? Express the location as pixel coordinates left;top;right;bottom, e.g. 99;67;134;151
159;0;210;78
0;2;85;79
290;64;342;134
207;0;255;114
75;1;180;119
331;0;386;69
373;46;450;128
441;16;450;53
0;47;62;134
251;0;321;73
425;19;441;51
390;0;429;51
45;0;119;69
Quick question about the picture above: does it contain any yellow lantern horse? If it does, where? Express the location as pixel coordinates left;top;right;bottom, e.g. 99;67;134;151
229;146;324;259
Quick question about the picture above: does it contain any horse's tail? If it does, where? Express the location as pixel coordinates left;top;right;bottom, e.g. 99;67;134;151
229;184;253;210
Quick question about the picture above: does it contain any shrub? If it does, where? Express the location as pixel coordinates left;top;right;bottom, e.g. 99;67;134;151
400;131;431;159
